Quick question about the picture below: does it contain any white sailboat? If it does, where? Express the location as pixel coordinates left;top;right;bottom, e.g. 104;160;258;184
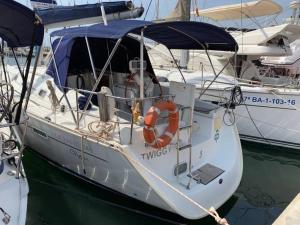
8;19;243;220
152;0;300;150
0;1;45;225
0;136;29;225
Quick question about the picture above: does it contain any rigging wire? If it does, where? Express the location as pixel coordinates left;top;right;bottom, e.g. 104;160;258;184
143;0;153;20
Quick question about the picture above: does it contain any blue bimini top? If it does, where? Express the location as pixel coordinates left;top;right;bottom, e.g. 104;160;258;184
48;19;238;89
51;19;237;51
0;0;44;47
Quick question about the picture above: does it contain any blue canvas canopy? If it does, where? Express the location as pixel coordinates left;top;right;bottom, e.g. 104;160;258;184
36;1;138;26
48;20;238;89
0;0;44;47
51;20;237;51
47;37;75;88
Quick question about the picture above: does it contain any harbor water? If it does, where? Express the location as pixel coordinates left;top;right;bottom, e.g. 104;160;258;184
23;141;300;225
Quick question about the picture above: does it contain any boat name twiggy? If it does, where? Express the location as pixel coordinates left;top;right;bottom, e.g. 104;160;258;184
141;148;171;160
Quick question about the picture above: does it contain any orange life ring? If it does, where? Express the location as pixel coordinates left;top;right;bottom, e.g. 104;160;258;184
143;100;179;149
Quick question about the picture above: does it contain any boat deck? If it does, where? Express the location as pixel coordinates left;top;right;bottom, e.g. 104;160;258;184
0;160;28;225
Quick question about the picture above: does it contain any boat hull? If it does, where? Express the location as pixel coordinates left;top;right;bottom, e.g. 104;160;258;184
202;87;300;150
22;111;242;219
0;160;28;225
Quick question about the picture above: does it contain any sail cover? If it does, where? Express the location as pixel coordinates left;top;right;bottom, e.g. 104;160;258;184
0;0;44;47
36;1;139;26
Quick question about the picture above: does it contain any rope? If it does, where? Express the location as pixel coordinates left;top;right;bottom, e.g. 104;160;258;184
80;135;87;175
76;120;116;142
143;0;153;20
113;144;229;224
243;104;271;145
88;121;115;139
0;207;10;225
46;80;60;111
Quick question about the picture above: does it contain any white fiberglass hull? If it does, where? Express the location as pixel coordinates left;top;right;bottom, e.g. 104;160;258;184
204;87;300;149
0;160;28;225
23;111;242;219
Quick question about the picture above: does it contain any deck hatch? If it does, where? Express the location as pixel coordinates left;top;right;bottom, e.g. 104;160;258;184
188;163;224;185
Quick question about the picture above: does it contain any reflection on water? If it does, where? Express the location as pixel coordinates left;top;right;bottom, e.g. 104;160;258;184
225;142;300;225
23;142;300;225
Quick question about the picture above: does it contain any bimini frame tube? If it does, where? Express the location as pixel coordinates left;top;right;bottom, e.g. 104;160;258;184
85;36;98;80
49;36;77;124
140;28;144;100
49;36;63;87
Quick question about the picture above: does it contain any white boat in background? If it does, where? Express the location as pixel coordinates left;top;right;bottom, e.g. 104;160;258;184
0;1;45;225
258;39;300;86
8;19;243;220
260;1;300;85
150;0;300;150
0;132;29;225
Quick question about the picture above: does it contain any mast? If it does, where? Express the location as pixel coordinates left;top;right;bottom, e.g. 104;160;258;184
165;0;191;69
179;0;191;69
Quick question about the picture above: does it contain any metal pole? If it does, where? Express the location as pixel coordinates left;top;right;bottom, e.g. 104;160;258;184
79;38;122;121
24;46;42;112
50;37;63;87
75;89;79;129
100;1;108;25
140;29;144;100
63;92;77;124
168;49;186;83
85;36;98;80
50;36;77;124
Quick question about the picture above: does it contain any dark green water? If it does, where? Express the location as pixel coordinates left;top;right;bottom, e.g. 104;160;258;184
23;142;300;225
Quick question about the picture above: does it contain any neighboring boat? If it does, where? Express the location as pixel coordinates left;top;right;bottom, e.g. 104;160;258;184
0;1;44;225
0;132;29;225
258;1;300;86
9;20;243;220
31;0;144;29
258;39;300;86
151;0;300;150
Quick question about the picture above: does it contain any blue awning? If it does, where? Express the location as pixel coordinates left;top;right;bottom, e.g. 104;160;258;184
46;37;75;88
48;20;238;90
51;20;238;51
0;0;44;47
36;1;138;25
